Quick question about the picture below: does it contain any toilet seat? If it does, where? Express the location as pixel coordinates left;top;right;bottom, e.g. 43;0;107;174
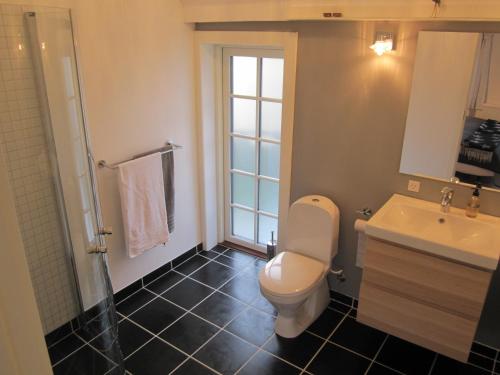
259;251;327;299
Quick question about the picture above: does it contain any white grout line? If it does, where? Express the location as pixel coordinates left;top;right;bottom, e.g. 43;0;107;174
363;335;389;375
427;352;439;375
299;309;351;374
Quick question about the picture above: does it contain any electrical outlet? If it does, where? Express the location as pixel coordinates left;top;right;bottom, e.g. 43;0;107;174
408;180;421;193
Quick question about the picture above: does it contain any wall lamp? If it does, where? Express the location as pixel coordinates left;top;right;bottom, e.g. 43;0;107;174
370;32;395;56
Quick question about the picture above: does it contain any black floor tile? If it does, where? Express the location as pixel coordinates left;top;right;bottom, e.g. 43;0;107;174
223;248;256;260
175;255;211;275
125;338;186;375
76;314;115;342
143;262;172;285
329;300;351;314
210;244;228;253
367;363;401;374
129;297;184;334
471;342;497;359
114;280;142;304
214;253;254;269
48;333;86;365
264;331;324;368
198;250;220;259
219;272;261;304
330;317;387;358
190;262;237;288
330;290;354;306
468;352;495;371
242;258;267;278
172;248;197;267
192;291;246;327
307;342;371;375
160;313;219;354
172;359;217;375
226;307;276;346
495;361;500;374
377;335;436;375
307;308;345;339
194;330;257;375
113;320;152;358
145;270;184;294
53;344;114;375
116;289;156;316
88;326;127;361
432;355;491;375
162;278;213;309
251;294;277;316
239;350;301;375
45;322;73;348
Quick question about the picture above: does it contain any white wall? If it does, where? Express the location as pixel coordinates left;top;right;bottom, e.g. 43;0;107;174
3;0;202;293
74;0;201;292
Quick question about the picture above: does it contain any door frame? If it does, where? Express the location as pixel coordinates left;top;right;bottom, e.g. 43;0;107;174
194;31;298;252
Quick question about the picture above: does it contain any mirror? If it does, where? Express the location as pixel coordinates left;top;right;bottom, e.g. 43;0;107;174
400;31;500;191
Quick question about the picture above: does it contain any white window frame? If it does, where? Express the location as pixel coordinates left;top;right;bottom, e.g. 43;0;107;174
194;31;298;253
222;47;284;252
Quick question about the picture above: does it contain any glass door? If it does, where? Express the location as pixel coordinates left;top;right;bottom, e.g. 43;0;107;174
24;8;123;371
222;48;284;252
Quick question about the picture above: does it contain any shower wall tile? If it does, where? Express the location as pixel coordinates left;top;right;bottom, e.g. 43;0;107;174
0;4;78;334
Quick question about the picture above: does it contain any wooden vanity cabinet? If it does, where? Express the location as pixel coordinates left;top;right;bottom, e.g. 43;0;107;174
357;237;493;362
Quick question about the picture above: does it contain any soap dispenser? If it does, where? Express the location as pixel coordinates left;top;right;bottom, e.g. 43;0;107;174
466;184;481;218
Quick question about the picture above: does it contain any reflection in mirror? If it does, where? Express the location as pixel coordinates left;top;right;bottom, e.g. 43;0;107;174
400;31;500;191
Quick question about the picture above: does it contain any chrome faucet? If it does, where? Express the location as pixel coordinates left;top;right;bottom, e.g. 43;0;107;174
440;187;455;213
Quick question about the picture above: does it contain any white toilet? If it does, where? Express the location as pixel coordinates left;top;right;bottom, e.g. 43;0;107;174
258;195;340;338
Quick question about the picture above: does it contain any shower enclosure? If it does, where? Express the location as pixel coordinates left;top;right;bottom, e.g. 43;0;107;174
0;4;123;373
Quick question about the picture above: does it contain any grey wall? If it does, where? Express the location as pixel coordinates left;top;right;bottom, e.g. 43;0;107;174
197;20;500;349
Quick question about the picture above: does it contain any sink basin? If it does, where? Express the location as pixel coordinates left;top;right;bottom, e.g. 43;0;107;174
365;194;500;270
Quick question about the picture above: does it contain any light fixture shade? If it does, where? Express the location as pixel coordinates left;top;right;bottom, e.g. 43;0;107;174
370;32;394;56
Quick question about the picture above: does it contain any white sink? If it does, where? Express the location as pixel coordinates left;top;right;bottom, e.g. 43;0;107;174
365;194;500;270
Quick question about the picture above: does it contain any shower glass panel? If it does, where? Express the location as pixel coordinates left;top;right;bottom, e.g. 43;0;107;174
0;4;123;372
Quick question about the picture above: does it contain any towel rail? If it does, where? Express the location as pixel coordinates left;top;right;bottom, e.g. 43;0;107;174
97;142;182;170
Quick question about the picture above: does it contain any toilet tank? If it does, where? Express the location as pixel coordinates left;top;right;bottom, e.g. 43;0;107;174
286;195;340;264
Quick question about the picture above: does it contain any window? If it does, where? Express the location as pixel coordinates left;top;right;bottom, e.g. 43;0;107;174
222;48;284;251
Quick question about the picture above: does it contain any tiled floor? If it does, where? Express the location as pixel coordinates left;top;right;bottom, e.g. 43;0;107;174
47;245;500;375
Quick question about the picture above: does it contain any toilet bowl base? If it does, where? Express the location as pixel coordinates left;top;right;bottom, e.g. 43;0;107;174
273;278;330;338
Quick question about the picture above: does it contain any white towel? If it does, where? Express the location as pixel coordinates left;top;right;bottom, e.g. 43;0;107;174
117;153;169;258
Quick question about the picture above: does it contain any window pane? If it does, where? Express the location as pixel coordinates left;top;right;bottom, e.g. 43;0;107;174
232;207;254;241
260;101;282;140
232;98;256;137
232;56;257;96
258;215;278;245
259;142;280;178
259;179;279;215
232;173;255;208
261;58;284;99
232;137;255;173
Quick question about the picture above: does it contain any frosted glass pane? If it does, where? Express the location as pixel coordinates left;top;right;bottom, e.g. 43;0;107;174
259;142;280;178
258;215;278;245
262;58;284;99
232;56;257;96
259;179;279;215
232;137;255;173
232;98;256;137
232;173;255;208
232;208;255;241
261;101;282;140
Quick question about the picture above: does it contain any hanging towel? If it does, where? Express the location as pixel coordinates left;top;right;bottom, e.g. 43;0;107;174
117;153;169;258
162;147;175;233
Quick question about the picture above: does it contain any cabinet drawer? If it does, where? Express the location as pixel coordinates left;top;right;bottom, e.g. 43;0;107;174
364;237;492;319
358;283;476;362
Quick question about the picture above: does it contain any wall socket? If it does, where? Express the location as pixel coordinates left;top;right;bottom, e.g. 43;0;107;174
408;180;421;192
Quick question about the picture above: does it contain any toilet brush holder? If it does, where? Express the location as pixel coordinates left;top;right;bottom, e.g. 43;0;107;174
267;231;277;261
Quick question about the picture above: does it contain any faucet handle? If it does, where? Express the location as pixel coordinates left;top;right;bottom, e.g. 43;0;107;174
441;186;453;194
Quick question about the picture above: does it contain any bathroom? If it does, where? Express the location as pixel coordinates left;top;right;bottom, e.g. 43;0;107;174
1;1;500;374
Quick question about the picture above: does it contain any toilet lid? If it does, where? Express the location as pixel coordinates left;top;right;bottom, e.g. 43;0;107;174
259;252;326;297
